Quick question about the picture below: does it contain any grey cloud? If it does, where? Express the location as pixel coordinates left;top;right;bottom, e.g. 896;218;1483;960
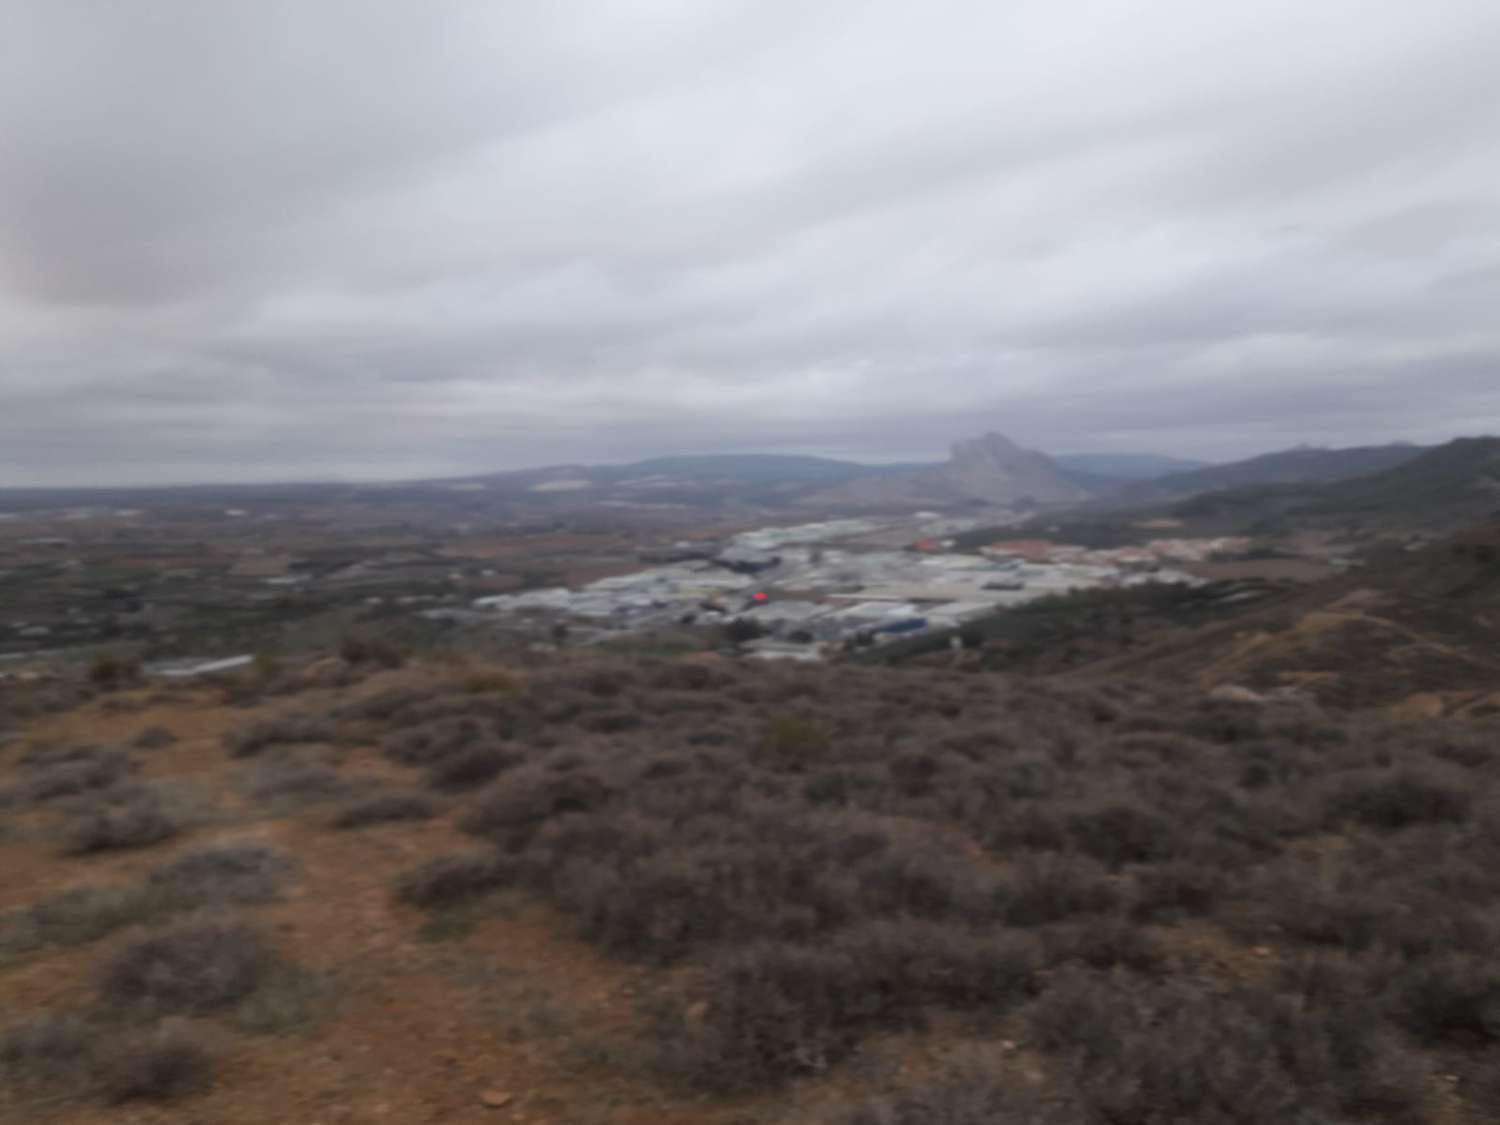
1;0;1498;485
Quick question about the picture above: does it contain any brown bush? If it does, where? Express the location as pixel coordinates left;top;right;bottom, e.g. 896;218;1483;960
426;744;523;792
394;852;513;909
97;1020;214;1103
1324;767;1473;831
133;725;179;749
461;767;615;842
0;1012;98;1095
1030;970;1426;1125
224;712;332;758
26;747;133;801
100;922;272;1014
331;792;436;829
61;789;181;855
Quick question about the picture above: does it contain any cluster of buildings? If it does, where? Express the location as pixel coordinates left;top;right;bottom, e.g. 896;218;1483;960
474;517;1209;660
982;536;1252;568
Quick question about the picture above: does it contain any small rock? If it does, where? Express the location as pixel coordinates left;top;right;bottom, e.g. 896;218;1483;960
480;1091;514;1109
1251;946;1273;958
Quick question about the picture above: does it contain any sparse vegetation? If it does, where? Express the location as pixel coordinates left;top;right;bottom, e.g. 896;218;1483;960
224;712;333;758
1;844;295;960
331;791;437;828
97;1019;216;1103
60;785;183;854
25;745;133;801
395;851;514;909
133;724;179;749
100;921;273;1014
426;743;523;791
0;1012;215;1107
12;643;1500;1119
237;752;347;811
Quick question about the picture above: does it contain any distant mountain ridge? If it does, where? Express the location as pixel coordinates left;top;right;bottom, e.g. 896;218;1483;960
805;432;1090;509
3;436;1488;524
1108;443;1428;506
1053;452;1212;483
1168;437;1500;531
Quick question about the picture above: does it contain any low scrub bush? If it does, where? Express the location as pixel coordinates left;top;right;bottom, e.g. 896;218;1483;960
1067;799;1183;867
133;725;179;749
224;712;333;758
755;714;833;769
331;792;436;829
144;843;295;906
100;921;273;1014
1002;853;1119;927
238;754;346;811
426;744;523;792
693;942;881;1087
0;1012;98;1095
61;789;181;855
394;852;514;909
1;844;295;960
461;768;615;842
1132;860;1228;921
0;886;157;956
1387;955;1500;1044
833;919;1041;1012
27;748;133;801
826;1051;1074;1125
97;1019;214;1103
1030;970;1426;1124
1324;768;1472;831
1045;917;1165;973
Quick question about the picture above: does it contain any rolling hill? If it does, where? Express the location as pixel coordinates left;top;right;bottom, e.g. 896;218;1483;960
1109;443;1428;506
1169;436;1500;533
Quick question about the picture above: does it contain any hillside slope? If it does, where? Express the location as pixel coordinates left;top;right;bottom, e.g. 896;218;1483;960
1111;443;1427;506
1074;518;1500;711
5;651;1500;1122
1170;436;1500;533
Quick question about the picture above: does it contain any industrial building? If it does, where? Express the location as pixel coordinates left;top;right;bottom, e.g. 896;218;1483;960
472;514;1205;658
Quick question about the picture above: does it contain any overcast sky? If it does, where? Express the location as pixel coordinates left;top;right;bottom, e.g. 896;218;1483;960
3;1;1499;485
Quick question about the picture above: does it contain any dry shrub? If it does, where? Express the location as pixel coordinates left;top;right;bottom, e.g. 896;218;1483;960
61;787;181;855
1;887;155;956
4;843;291;956
0;1014;214;1107
145;843;295;906
690;942;879;1087
426;744;523;792
100;921;273;1014
237;754;346;811
97;1020;214;1103
827;1048;1075;1125
1001;853;1119;927
133;725;178;749
224;712;332;758
331;792;436;829
756;714;833;769
461;767;615;842
394;852;513;909
1030;969;1426;1125
27;748;133;801
1323;767;1473;831
1386;954;1500;1044
0;1012;98;1094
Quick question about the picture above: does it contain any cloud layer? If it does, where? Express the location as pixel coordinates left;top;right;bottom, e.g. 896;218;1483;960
3;0;1498;484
